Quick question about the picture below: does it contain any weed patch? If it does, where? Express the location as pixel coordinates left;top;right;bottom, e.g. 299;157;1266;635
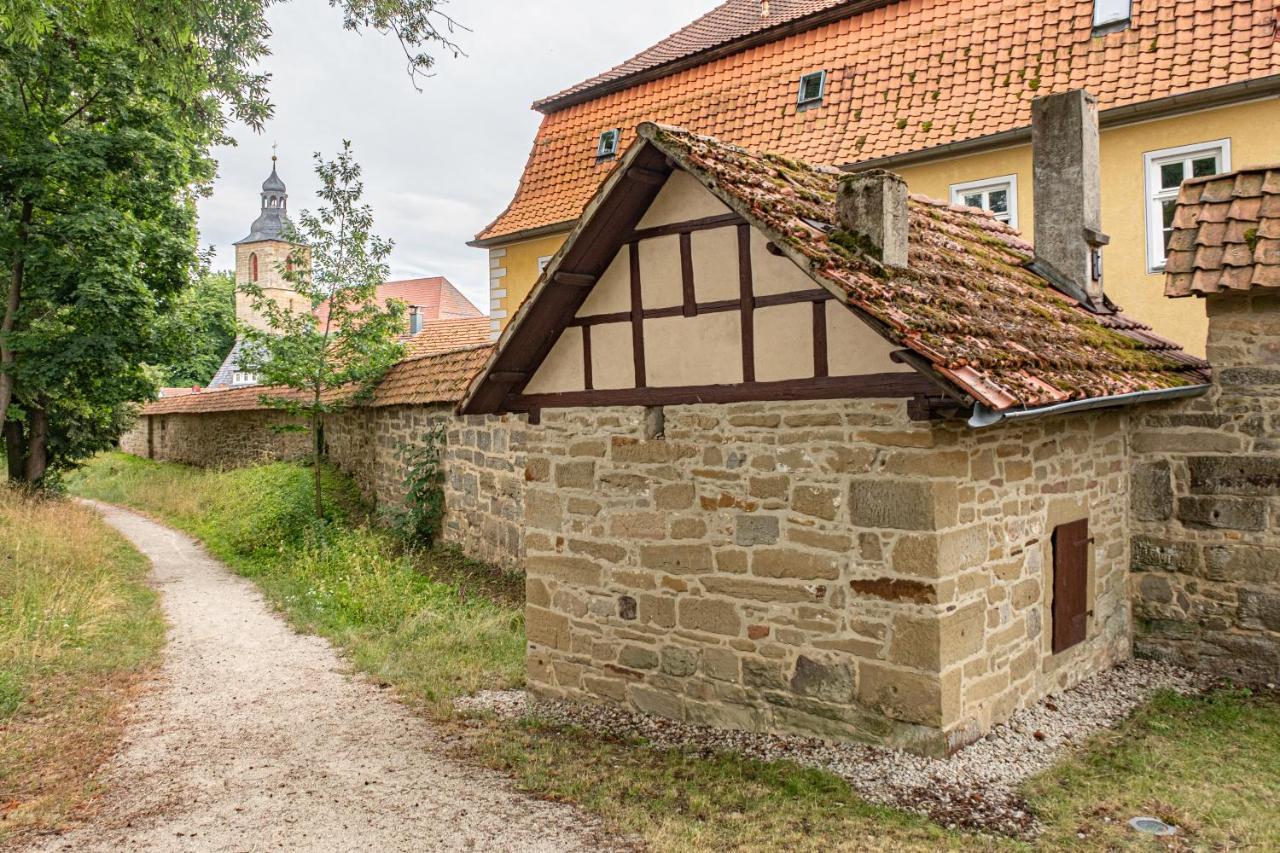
0;489;163;843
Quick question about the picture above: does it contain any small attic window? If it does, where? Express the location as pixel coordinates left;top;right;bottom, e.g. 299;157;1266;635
596;129;621;161
1092;0;1131;34
797;70;827;108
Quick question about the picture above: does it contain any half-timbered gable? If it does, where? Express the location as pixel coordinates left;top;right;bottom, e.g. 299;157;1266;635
520;168;913;403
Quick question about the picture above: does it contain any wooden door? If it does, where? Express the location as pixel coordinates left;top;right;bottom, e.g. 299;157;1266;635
1052;519;1090;654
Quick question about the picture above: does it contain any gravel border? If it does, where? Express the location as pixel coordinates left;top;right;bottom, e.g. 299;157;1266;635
456;659;1210;838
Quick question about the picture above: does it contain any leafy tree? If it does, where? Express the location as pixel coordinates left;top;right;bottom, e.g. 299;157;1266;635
152;271;237;388
0;0;461;486
239;142;404;518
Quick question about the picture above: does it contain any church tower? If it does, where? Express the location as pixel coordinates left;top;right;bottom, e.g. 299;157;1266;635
234;156;302;330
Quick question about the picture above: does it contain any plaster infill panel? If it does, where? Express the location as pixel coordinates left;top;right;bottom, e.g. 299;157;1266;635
639;234;685;310
589;322;636;390
754;303;815;382
524;326;585;395
691;226;740;303
636;170;733;229
577;247;632;317
751;229;818;297
645;312;743;387
826;305;912;375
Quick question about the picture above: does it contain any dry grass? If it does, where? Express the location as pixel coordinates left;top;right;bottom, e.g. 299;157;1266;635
0;489;163;844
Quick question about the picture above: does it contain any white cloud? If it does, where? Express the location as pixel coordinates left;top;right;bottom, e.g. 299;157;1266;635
199;0;722;314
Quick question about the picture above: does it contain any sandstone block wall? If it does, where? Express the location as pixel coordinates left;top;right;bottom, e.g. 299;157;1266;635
522;399;1130;754
1130;292;1280;683
324;406;526;569
119;418;150;458
125;411;311;468
444;414;528;570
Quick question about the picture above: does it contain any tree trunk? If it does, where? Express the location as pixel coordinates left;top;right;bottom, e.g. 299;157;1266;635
3;419;24;482
0;199;33;431
312;408;323;519
23;406;47;486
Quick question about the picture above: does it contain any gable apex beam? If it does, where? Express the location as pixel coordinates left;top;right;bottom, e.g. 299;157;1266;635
553;271;597;287
625;167;668;186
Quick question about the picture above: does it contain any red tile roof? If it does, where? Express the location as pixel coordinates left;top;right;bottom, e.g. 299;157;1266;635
369;345;494;408
403;317;493;358
479;0;1279;242
535;0;848;111
140;344;492;416
315;277;482;327
466;125;1208;415
1165;165;1280;297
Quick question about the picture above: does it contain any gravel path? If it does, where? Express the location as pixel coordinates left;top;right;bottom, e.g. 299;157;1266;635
28;502;616;853
459;661;1209;838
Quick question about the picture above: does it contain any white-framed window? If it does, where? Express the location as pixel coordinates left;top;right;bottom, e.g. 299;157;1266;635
1093;0;1131;32
1144;139;1230;272
950;174;1019;228
596;128;621;160
537;255;553;274
798;70;826;108
231;371;258;387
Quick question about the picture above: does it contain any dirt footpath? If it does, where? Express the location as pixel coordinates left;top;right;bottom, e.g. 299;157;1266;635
29;502;615;853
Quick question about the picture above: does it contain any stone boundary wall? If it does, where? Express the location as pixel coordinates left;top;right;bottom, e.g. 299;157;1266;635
122;404;528;572
521;399;1131;754
120;410;311;468
1130;292;1280;683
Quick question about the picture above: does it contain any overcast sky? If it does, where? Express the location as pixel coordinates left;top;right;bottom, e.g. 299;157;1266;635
200;0;722;313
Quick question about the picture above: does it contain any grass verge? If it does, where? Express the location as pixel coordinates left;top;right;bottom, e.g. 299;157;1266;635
68;453;1280;851
1024;687;1280;849
0;488;164;844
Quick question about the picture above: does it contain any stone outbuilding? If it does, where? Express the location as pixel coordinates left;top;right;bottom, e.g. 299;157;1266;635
460;91;1210;754
1130;163;1280;682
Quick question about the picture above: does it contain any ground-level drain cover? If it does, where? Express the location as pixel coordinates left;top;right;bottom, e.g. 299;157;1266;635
1129;817;1177;836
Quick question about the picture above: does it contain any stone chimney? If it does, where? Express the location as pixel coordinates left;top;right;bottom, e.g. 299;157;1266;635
761;0;770;17
1032;89;1110;307
836;170;909;268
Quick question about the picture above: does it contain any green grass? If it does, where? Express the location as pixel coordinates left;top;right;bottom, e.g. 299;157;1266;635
66;452;1280;852
1026;687;1280;849
463;719;1009;852
67;452;525;711
0;487;164;843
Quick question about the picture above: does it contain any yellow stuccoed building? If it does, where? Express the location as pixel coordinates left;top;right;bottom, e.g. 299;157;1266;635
474;0;1280;355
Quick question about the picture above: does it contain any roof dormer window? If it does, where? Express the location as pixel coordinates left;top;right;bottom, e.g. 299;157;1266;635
596;128;621;161
797;70;827;108
1092;0;1131;34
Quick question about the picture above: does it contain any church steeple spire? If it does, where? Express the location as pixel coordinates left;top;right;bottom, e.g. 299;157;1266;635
236;154;291;244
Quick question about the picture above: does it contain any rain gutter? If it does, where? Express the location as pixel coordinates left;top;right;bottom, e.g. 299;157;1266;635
968;384;1212;429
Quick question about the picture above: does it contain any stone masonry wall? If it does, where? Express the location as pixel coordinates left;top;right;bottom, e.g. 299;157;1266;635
522;399;1131;754
444;414;529;571
121;403;529;572
323;406;527;570
124;411;311;468
119;417;150;458
1130;292;1280;683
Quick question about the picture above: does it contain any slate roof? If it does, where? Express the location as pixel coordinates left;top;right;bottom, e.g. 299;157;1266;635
478;0;1279;242
1164;165;1280;297
465;124;1208;415
141;344;492;416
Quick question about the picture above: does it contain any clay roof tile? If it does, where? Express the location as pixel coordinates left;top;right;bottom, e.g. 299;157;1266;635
478;0;1278;242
